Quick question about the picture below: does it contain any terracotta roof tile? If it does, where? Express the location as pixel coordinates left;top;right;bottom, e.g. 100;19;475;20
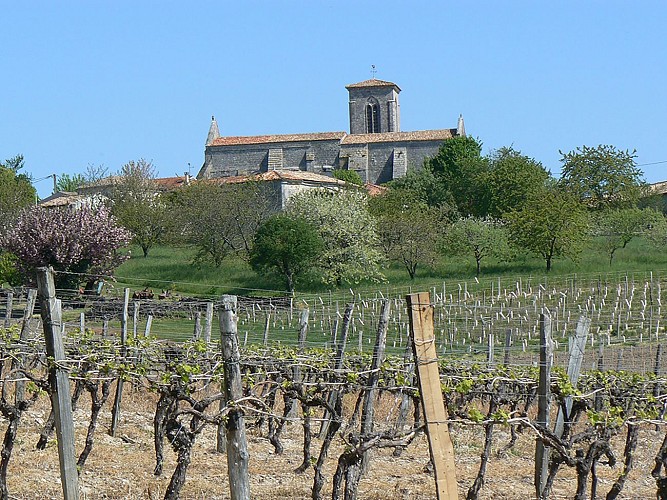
341;129;456;145
209;132;346;147
345;78;401;91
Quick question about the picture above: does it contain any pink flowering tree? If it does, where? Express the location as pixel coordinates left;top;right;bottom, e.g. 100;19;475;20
2;205;132;292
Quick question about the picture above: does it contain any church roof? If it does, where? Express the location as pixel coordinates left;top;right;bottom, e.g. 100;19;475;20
346;78;401;91
209;131;346;146
341;129;457;145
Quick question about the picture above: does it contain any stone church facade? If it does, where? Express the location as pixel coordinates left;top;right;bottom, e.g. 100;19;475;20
197;79;465;185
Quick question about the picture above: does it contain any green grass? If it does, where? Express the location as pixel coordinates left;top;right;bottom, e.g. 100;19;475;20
113;237;667;300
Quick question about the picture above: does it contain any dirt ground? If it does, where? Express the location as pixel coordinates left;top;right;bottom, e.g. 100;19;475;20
5;388;662;499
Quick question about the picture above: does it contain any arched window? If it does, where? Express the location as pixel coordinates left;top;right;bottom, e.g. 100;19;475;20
365;103;380;133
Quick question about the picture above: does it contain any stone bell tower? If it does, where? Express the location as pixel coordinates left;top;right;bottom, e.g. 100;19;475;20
346;78;401;135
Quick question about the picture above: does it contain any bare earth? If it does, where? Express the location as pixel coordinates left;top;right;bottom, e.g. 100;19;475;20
6;389;660;499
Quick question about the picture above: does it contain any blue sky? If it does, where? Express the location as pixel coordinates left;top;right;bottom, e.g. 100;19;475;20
2;1;666;199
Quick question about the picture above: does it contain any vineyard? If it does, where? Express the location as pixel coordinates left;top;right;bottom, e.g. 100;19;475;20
1;269;667;499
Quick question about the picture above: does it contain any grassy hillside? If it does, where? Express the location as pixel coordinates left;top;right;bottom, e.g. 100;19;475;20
114;236;667;298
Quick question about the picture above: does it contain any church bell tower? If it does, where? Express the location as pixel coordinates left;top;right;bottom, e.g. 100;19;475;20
346;78;401;135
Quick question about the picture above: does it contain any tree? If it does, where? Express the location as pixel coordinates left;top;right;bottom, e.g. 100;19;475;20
170;180;277;266
0;154;26;172
387;165;454;208
369;188;451;279
559;145;647;210
425;136;490;216
1;205;131;291
0;155;36;224
487;147;551;217
56;173;86;192
506;187;589;272
250;215;324;293
332;169;364;186
0;253;21;286
443;217;512;276
594;207;667;266
109;159;168;257
287;189;385;286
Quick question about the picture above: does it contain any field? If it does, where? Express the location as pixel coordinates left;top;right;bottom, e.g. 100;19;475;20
4;390;664;499
2;242;667;499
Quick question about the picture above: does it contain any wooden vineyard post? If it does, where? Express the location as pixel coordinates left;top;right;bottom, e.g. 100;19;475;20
110;287;130;437
534;313;553;500
16;289;37;403
204;302;214;343
36;267;79;500
554;316;590;438
219;295;250;500
4;291;12;327
406;292;458;500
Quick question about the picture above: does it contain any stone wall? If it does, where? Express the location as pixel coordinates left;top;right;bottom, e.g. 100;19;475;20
202;139;342;178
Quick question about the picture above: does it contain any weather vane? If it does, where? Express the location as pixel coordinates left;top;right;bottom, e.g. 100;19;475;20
371;64;377;78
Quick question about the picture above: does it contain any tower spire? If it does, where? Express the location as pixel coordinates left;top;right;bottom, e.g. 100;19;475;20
457;114;466;137
206;115;220;146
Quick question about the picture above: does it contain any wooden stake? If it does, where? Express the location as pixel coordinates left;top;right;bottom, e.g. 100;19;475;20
534;313;552;500
36;267;79;500
110;287;130;437
406;292;457;500
219;295;250;500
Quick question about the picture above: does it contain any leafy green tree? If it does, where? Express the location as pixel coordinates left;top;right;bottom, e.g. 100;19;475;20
595;207;667;266
332;169;364;186
0;155;36;224
387;165;453;208
170;180;277;267
250;215;324;293
0;252;21;286
506;187;589;272
487;147;551;217
369;188;451;279
56;173;86;192
287;189;384;286
109;159;168;257
443;217;511;276
425;136;490;216
0;154;26;172
559;145;647;210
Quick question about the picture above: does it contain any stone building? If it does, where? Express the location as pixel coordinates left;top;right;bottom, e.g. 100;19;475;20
197;79;465;185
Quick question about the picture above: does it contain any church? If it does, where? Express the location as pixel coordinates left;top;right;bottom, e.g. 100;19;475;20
197;78;465;185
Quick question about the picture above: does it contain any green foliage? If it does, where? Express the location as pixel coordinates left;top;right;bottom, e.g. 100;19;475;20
56;173;86;192
369;188;452;279
594;207;667;266
387;165;453;208
0;252;21;286
0;155;36;224
443;217;512;276
250;215;324;293
109;159;168;258
287;189;385;286
169;180;277;267
332;169;363;186
506;187;589;272
425;136;490;216
487;147;550;217
559;144;647;210
0;154;26;172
